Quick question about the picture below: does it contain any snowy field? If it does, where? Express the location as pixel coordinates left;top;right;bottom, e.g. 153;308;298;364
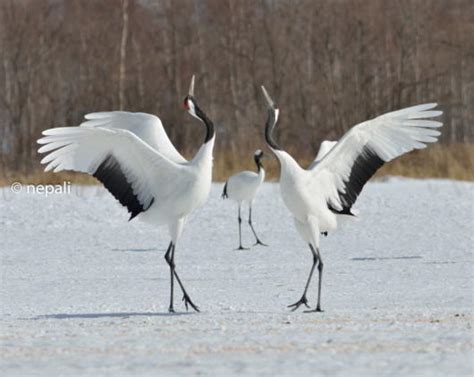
1;179;473;376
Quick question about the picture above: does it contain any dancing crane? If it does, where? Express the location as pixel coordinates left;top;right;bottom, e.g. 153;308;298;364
37;76;214;313
261;86;442;312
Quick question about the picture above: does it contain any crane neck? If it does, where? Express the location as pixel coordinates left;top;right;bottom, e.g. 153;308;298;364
194;105;214;144
273;149;302;174
254;156;264;173
264;108;282;151
192;134;215;168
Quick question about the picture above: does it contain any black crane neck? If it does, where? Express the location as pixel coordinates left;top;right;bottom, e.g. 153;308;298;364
192;99;214;144
264;108;282;151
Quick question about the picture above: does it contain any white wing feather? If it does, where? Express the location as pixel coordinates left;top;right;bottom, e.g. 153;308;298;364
81;111;186;163
309;140;338;168
37;126;189;215
311;103;443;213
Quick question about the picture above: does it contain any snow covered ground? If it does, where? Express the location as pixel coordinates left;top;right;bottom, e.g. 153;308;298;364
1;179;473;376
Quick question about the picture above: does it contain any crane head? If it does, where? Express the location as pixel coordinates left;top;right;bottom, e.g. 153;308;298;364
261;85;281;150
261;85;279;123
254;149;268;161
261;86;277;111
253;149;267;169
182;74;214;143
183;74;199;119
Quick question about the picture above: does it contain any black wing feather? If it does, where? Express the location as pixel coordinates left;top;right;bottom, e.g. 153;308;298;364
93;155;154;220
328;146;384;215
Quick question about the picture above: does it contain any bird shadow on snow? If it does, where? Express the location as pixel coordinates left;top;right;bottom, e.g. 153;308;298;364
29;312;193;320
111;247;159;253
350;256;423;261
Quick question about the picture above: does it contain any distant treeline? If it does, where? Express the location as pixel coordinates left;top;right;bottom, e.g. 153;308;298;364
0;0;473;179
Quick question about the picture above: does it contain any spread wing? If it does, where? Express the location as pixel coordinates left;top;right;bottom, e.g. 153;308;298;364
310;103;443;215
308;140;338;168
37;126;189;220
81;111;186;163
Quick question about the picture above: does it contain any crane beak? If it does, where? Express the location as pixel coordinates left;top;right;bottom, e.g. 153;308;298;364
261;85;276;109
188;74;195;97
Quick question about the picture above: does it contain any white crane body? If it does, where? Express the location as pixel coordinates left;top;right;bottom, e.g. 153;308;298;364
37;76;213;313
261;85;443;312
225;169;265;204
222;150;267;249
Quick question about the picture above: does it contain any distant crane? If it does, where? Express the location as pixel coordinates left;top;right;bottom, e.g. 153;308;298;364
222;150;267;249
261;86;442;312
37;76;214;313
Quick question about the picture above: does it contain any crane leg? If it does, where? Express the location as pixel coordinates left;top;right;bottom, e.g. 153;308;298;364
288;244;320;311
164;242;200;312
316;256;324;311
304;247;324;313
164;242;175;312
236;204;249;250
248;205;267;246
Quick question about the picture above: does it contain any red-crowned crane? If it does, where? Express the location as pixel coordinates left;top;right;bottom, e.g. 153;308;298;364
37;76;214;313
222;150;267;249
261;86;443;312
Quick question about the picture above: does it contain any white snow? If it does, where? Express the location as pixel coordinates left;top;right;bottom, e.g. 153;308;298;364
1;180;473;376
